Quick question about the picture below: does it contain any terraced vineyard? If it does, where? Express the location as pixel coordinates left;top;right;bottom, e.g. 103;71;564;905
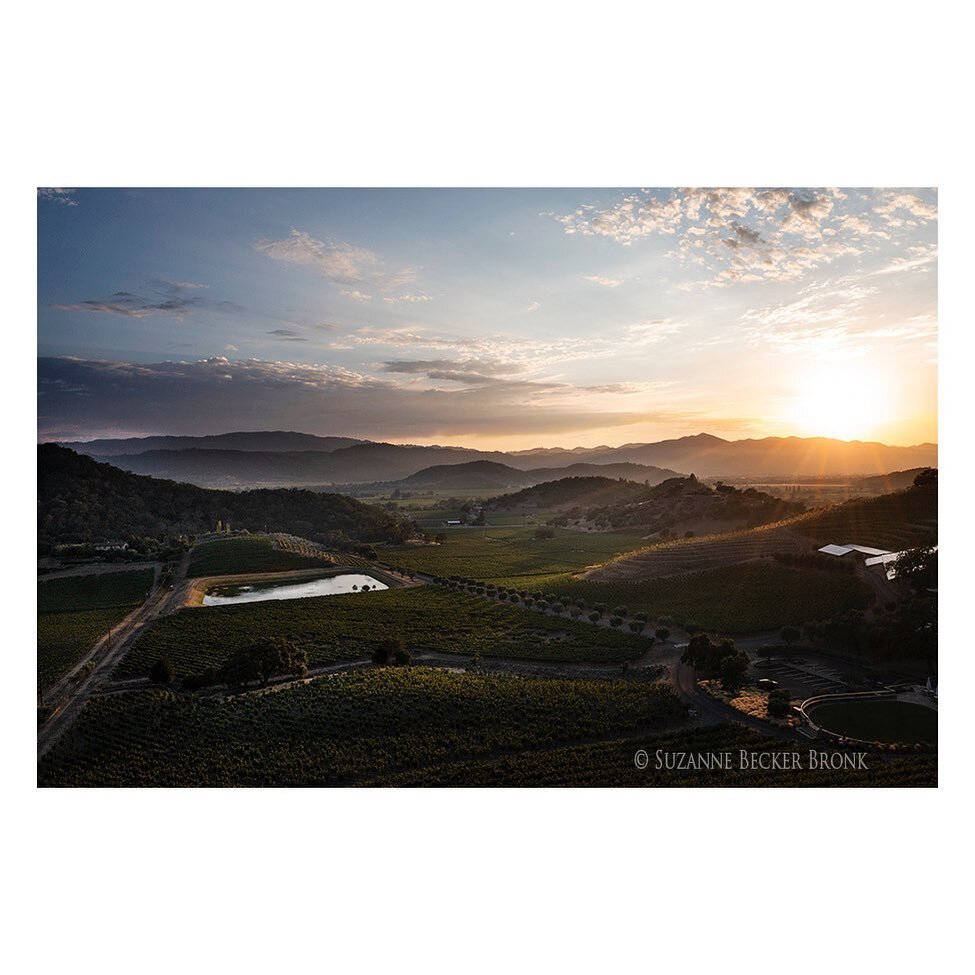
38;569;155;692
586;519;807;581
272;534;373;568
187;536;325;577
38;669;686;786
117;586;651;680
384;526;649;584
372;724;937;787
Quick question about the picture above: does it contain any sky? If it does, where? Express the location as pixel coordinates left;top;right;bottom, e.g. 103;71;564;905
37;187;938;448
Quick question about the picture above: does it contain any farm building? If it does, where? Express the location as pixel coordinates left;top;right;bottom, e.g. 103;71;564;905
817;542;938;581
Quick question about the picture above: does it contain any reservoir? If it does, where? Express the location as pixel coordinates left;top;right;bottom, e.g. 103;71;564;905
203;573;389;606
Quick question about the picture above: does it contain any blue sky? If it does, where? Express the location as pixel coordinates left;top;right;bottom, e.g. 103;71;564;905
37;187;937;447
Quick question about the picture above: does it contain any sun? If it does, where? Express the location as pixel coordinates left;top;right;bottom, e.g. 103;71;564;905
783;367;885;441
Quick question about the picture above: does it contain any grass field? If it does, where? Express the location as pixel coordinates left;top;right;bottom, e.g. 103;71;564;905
383;526;649;584
520;561;871;634
117;586;651;680
187;536;325;577
810;701;937;744
38;569;154;692
38;668;686;786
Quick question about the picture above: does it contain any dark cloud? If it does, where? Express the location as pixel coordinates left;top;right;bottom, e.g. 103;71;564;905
37;355;669;442
50;279;243;319
267;329;308;342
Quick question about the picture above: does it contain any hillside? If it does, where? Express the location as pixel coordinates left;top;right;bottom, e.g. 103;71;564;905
527;475;805;536
37;445;413;551
585;476;938;582
852;467;935;495
371;460;681;493
62;431;366;456
61;430;938;487
486;476;658;510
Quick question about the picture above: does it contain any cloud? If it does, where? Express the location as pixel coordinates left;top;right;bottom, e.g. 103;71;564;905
340;289;372;301
267;328;308;342
738;277;935;358
381;356;525;386
525;301;541;312
554;187;936;287
38;354;696;442
50;279;241;319
584;275;623;288
255;227;419;291
382;293;432;304
38;188;78;206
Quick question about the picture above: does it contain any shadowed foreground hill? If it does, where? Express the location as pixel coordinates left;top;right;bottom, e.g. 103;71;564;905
37;444;412;548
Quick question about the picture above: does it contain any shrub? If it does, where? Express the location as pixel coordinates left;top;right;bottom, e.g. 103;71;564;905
149;658;175;685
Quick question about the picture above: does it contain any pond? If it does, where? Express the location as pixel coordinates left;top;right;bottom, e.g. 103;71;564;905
809;700;937;744
202;573;389;606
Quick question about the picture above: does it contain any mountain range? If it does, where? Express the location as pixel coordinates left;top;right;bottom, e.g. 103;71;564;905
54;431;938;488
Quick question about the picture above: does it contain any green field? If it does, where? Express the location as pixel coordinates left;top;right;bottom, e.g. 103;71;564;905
495;561;870;634
810;701;937;744
38;668;686;786
383;526;649;584
37;569;155;692
117;586;652;680
187;536;326;577
372;724;937;787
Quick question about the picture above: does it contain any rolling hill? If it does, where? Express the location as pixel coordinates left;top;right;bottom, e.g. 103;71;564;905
37;445;413;551
61;431;939;487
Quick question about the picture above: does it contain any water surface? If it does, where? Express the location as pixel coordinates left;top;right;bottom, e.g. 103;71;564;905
203;573;388;606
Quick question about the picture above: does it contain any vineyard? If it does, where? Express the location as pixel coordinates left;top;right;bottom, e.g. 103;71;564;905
383;526;649;584
117;586;651;680
531;561;871;634
38;569;154;692
37;668;686;786
586;519;808;581
271;534;372;568
186;536;326;577
372;724;938;787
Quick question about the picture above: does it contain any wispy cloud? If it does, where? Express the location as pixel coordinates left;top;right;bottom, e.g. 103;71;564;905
584;275;623;288
255;228;419;291
38;188;78;206
50;279;241;319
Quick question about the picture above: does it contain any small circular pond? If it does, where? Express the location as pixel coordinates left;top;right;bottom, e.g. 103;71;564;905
807;700;937;745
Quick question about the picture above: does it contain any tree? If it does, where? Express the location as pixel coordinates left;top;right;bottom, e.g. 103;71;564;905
912;468;938;489
719;653;749;692
221;638;307;687
655;627;670;642
780;625;800;646
894;547;938;591
373;637;410;666
149;657;175;684
758;644;775;665
534;527;555;540
435;532;447;544
767;688;791;718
